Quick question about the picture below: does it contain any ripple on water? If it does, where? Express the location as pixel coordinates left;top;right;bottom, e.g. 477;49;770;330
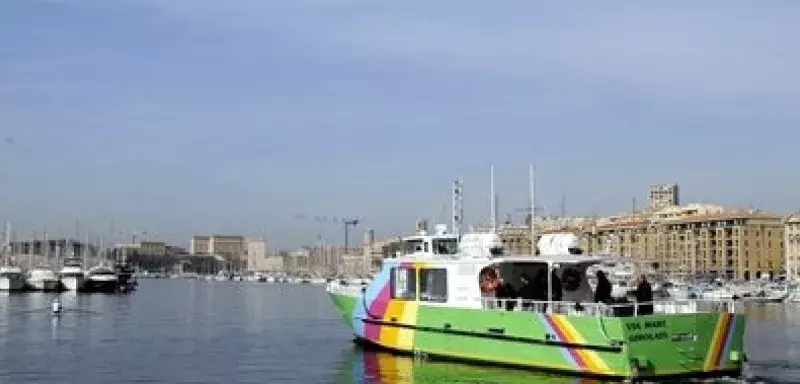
0;282;797;383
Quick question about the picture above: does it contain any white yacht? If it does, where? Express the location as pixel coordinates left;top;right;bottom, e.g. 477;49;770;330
744;282;789;303
0;224;25;291
28;267;61;291
59;258;87;291
699;283;736;300
0;265;26;291
788;284;800;302
86;264;119;293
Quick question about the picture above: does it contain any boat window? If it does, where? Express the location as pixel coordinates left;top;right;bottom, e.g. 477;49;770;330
390;267;416;300
432;238;458;255
419;268;447;302
403;239;425;254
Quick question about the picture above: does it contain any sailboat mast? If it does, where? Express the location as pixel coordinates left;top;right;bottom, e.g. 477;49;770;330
28;230;34;269
44;229;49;266
529;164;536;256
451;177;464;237
490;165;496;233
3;222;9;264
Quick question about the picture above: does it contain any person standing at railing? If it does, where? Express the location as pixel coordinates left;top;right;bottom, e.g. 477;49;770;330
495;278;517;311
518;273;537;310
550;271;563;302
632;275;653;316
479;267;515;310
594;270;613;304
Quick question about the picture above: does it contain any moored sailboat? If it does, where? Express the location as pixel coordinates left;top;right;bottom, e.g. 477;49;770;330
0;223;25;291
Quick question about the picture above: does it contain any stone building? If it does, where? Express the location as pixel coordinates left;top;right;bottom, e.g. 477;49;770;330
584;204;784;280
498;203;784;280
784;212;800;281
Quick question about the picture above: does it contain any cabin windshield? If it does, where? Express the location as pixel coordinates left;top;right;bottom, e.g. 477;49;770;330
432;238;458;255
402;239;426;254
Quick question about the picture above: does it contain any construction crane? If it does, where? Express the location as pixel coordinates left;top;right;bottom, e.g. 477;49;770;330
293;214;363;249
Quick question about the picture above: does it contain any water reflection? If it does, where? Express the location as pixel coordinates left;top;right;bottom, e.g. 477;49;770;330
337;345;614;384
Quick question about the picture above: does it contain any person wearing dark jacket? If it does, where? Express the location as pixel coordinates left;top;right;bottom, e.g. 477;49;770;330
594;270;613;304
517;274;537;310
632;275;653;315
550;271;563;302
495;278;517;311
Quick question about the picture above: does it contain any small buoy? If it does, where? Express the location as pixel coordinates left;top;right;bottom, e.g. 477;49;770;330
52;300;61;315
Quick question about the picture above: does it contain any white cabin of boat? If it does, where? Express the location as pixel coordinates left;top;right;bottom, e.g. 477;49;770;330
377;226;618;310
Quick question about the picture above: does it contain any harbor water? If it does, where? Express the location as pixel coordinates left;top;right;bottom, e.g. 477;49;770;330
0;280;797;383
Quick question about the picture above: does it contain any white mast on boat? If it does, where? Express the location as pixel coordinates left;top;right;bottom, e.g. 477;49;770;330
56;233;61;265
452;177;464;237
490;165;496;234
28;230;34;270
529;164;536;256
3;222;9;266
44;229;49;267
84;235;90;267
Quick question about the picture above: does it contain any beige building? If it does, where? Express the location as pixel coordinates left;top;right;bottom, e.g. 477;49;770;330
649;183;679;210
584;205;784;280
784;212;800;281
189;236;210;254
245;237;281;272
498;202;784;280
285;248;311;274
190;235;246;261
139;240;167;256
308;244;344;275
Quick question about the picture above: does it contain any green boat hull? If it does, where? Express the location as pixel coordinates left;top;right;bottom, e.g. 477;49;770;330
339;344;613;384
329;291;747;380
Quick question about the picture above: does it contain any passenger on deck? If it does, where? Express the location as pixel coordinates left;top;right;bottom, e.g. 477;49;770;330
531;270;548;301
479;268;500;297
632;275;653;315
517;273;537;310
551;271;563;302
594;270;613;304
495;277;517;311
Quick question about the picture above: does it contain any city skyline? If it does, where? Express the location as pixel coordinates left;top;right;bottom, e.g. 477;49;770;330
2;1;799;248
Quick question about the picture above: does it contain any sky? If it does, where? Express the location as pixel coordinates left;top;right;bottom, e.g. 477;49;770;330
1;0;799;248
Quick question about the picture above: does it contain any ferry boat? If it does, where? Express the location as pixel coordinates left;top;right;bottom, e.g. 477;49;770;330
327;226;748;381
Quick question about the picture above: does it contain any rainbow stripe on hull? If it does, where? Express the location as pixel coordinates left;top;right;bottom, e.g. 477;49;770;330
330;285;747;380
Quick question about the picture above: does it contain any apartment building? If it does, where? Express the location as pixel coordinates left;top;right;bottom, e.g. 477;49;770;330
285;248;311;274
784;212;800;281
584;204;783;280
649;183;679;210
139;240;167;257
245;237;282;272
189;235;246;261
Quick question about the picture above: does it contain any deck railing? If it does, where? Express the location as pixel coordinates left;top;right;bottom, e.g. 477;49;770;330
326;281;737;317
481;298;736;316
326;281;367;296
